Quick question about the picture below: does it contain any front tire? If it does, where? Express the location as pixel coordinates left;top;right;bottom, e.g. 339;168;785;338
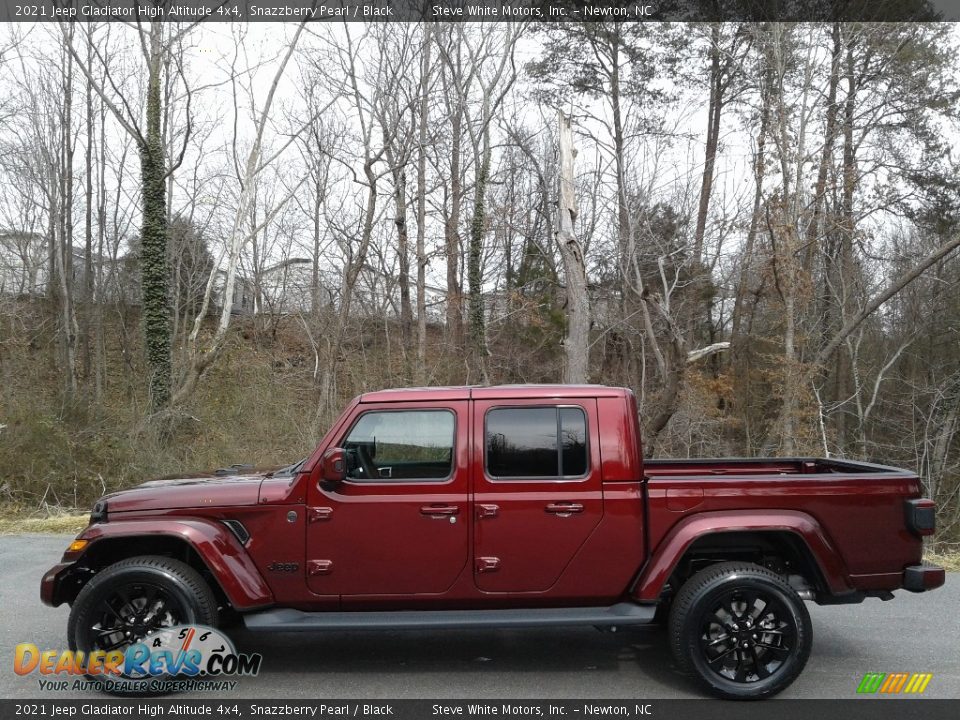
68;555;218;688
669;561;812;700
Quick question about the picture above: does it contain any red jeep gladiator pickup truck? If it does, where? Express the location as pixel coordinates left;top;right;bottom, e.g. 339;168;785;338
42;385;944;698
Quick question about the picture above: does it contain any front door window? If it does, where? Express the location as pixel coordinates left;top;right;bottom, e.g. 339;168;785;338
343;410;455;481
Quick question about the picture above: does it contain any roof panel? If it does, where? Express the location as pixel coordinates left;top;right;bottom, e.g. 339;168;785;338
359;386;473;403
358;384;628;403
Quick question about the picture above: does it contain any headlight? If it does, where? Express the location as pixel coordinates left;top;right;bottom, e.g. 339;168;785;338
90;500;108;524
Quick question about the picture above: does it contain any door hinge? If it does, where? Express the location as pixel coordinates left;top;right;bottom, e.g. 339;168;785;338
308;506;333;523
475;556;500;573
308;559;333;576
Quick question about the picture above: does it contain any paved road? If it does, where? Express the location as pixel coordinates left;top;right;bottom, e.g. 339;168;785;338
1;534;957;700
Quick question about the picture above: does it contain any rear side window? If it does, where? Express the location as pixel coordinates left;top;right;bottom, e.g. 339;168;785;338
485;406;588;479
342;410;454;481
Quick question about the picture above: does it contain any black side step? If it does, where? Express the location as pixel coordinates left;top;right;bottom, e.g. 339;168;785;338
242;602;656;632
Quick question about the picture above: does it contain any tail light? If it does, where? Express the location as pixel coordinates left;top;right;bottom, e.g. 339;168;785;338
904;498;936;537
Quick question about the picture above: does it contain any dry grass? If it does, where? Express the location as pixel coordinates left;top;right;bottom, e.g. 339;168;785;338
924;550;960;572
0;508;88;535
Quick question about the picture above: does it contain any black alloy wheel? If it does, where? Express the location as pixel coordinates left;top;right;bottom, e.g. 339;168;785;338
669;561;812;699
81;580;187;654
698;586;795;683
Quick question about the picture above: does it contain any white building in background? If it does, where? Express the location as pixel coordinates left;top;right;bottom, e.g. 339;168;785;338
0;231;47;296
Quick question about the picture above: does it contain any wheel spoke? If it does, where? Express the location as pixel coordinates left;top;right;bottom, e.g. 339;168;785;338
101;636;132;652
733;650;749;682
102;597;128;625
116;588;135;614
756;642;790;654
747;594;767;621
143;595;167;625
722;598;740;620
707;646;736;664
138;586;160;620
710;612;735;631
750;647;770;679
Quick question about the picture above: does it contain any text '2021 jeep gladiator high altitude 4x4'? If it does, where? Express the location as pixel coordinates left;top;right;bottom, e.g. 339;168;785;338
41;385;945;699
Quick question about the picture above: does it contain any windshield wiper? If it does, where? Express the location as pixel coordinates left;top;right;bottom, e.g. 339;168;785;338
267;458;307;477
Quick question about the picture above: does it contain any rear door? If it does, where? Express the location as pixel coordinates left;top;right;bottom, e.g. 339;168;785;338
306;401;469;599
471;398;603;592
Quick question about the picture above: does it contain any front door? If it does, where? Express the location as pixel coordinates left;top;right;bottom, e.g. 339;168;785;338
472;399;603;593
306;401;469;599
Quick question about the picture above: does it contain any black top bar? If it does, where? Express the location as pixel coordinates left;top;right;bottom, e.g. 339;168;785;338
1;0;957;24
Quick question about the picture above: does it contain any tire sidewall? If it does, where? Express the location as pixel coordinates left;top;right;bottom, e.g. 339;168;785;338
681;573;812;699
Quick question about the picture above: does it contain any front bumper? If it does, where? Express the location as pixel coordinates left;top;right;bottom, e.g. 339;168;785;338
40;562;80;607
903;563;946;592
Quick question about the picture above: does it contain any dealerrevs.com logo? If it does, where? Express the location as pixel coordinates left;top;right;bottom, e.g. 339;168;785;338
14;625;262;693
856;672;934;695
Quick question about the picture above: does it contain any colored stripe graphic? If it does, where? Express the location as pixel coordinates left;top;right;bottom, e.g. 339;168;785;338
857;672;932;694
908;674;933;694
857;673;886;693
887;673;909;693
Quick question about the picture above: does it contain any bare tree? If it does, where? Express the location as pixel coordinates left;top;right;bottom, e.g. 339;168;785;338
174;20;314;407
556;111;590;384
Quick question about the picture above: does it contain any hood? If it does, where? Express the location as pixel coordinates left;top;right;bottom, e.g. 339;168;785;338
102;469;272;514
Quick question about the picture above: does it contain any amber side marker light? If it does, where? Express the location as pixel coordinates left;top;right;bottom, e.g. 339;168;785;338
67;539;88;553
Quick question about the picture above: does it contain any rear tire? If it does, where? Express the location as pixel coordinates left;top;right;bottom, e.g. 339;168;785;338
669;561;812;699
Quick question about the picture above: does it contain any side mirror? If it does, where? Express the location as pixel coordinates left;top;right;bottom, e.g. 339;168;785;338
321;448;346;484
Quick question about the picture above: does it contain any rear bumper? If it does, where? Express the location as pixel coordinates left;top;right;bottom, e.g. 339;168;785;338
903;563;946;592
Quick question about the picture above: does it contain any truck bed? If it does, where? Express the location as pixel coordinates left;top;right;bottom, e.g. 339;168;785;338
641;456;922;593
643;456;911;478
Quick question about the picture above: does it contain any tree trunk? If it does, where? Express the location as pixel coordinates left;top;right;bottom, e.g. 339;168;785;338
730;60;770;347
834;36;858;451
58;33;79;399
467;134;489;383
392;163;413;343
310;157;325;319
81;33;94;384
95;95;107;404
445;105;464;348
140;22;171;410
804;22;842;267
609;32;636;388
415;24;431;384
692;23;723;267
556;111;590;384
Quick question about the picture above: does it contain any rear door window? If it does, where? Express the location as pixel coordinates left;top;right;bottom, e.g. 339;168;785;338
485;406;588;480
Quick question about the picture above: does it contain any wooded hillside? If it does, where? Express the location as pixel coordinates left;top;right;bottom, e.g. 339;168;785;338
1;21;959;545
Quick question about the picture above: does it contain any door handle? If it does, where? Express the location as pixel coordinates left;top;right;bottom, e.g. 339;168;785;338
545;502;584;516
420;505;460;517
477;503;499;519
308;559;333;576
476;556;500;573
308;506;333;523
